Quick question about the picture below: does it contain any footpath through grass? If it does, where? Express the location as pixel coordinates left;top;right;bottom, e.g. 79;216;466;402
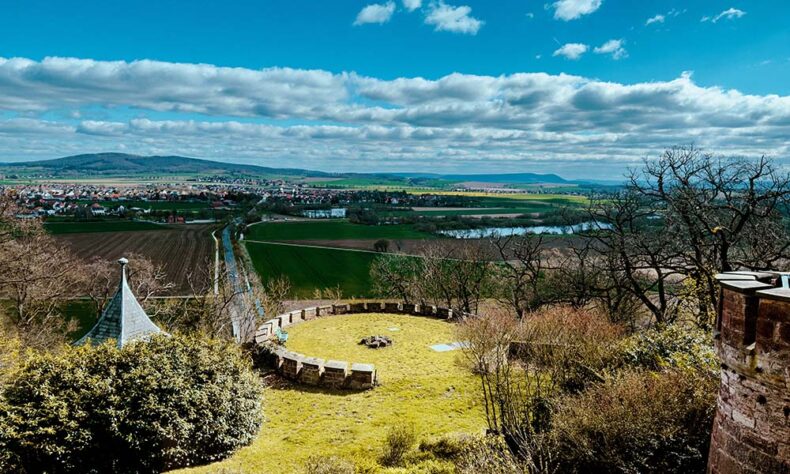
245;241;380;297
245;220;433;241
178;313;484;474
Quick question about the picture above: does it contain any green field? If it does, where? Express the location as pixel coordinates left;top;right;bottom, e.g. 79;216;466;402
405;190;590;205
245;242;380;297
380;205;553;217
180;313;484;474
44;220;168;234
245;220;433;241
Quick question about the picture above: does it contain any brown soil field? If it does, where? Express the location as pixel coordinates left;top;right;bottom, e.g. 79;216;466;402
55;224;217;294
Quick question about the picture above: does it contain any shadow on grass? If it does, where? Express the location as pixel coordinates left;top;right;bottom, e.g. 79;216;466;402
262;373;373;397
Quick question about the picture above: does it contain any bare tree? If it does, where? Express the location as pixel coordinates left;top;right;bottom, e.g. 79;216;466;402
81;253;175;318
370;253;425;304
491;234;546;318
582;190;685;325
627;146;790;325
0;197;80;348
421;240;493;314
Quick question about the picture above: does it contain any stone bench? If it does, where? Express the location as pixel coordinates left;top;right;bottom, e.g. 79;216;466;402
349;363;377;390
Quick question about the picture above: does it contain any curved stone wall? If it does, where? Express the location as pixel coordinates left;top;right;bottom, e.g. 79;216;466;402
254;302;466;390
709;272;790;474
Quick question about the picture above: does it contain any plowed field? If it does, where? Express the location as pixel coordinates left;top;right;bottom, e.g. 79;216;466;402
55;224;217;294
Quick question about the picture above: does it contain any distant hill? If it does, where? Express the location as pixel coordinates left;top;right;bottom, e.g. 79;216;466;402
389;171;569;184
0;153;330;178
0;152;601;186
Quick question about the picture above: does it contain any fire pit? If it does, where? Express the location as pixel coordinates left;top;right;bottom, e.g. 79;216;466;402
359;335;393;349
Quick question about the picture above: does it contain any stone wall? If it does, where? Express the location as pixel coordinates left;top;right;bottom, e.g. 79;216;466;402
708;272;790;474
254;301;466;391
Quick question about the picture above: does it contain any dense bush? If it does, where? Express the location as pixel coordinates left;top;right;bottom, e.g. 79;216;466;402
550;368;717;474
617;323;717;371
0;334;263;473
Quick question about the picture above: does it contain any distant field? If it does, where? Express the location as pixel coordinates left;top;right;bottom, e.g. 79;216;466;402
380;205;550;217
44;220;168;234
405;190;590;205
245;241;380;297
54;224;216;293
245;220;433;241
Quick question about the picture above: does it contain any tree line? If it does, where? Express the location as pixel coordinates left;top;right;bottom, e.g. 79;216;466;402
372;146;790;329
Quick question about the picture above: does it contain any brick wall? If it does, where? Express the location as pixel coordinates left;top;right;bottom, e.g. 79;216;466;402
708;272;790;474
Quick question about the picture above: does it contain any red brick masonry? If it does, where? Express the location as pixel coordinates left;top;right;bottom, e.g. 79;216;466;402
709;272;790;474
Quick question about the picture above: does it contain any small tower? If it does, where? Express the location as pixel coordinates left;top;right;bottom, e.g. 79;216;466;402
708;271;790;473
76;257;166;348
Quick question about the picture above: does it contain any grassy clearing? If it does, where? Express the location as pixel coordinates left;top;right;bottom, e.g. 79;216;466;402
44;220;168;234
245;220;433;241
245;241;379;297
179;313;484;474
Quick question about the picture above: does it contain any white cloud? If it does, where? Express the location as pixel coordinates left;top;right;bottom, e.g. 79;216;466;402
552;0;602;21
703;8;746;23
402;0;422;12
594;39;627;59
0;56;789;176
354;2;396;25
425;1;483;35
552;43;589;60
645;14;664;26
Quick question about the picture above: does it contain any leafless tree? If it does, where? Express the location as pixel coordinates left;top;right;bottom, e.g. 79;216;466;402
623;146;790;325
491;234;546;318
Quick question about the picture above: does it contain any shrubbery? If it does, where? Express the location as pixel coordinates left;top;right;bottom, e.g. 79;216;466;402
0;334;263;473
551;368;717;473
457;307;719;474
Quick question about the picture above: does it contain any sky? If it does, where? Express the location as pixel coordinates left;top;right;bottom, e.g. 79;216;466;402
0;0;788;179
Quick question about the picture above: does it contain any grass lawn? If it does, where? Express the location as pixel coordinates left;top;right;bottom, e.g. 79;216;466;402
178;313;484;474
245;220;433;241
44;220;168;234
245;241;380;297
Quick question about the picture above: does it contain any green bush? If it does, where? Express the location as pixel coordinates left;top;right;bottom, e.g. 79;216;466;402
0;334;263;473
617;324;716;371
380;423;417;467
550;368;717;474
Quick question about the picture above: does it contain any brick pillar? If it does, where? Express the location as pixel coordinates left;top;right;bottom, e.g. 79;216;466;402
708;272;790;474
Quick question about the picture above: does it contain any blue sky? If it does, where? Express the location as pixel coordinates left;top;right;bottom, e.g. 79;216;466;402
0;0;788;178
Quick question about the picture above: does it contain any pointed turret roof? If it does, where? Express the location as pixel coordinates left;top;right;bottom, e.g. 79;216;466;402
76;257;165;348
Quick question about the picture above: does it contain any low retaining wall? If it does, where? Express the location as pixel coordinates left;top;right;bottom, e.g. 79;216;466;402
255;301;468;390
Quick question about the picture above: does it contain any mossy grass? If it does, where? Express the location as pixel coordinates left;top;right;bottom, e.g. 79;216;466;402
178;313;484;473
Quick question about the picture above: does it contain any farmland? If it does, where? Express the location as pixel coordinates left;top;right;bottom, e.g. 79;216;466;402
54;224;216;294
245;220;433;241
44;220;168;234
244;241;379;297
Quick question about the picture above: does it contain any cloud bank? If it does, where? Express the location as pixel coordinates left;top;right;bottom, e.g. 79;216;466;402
0;57;788;177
